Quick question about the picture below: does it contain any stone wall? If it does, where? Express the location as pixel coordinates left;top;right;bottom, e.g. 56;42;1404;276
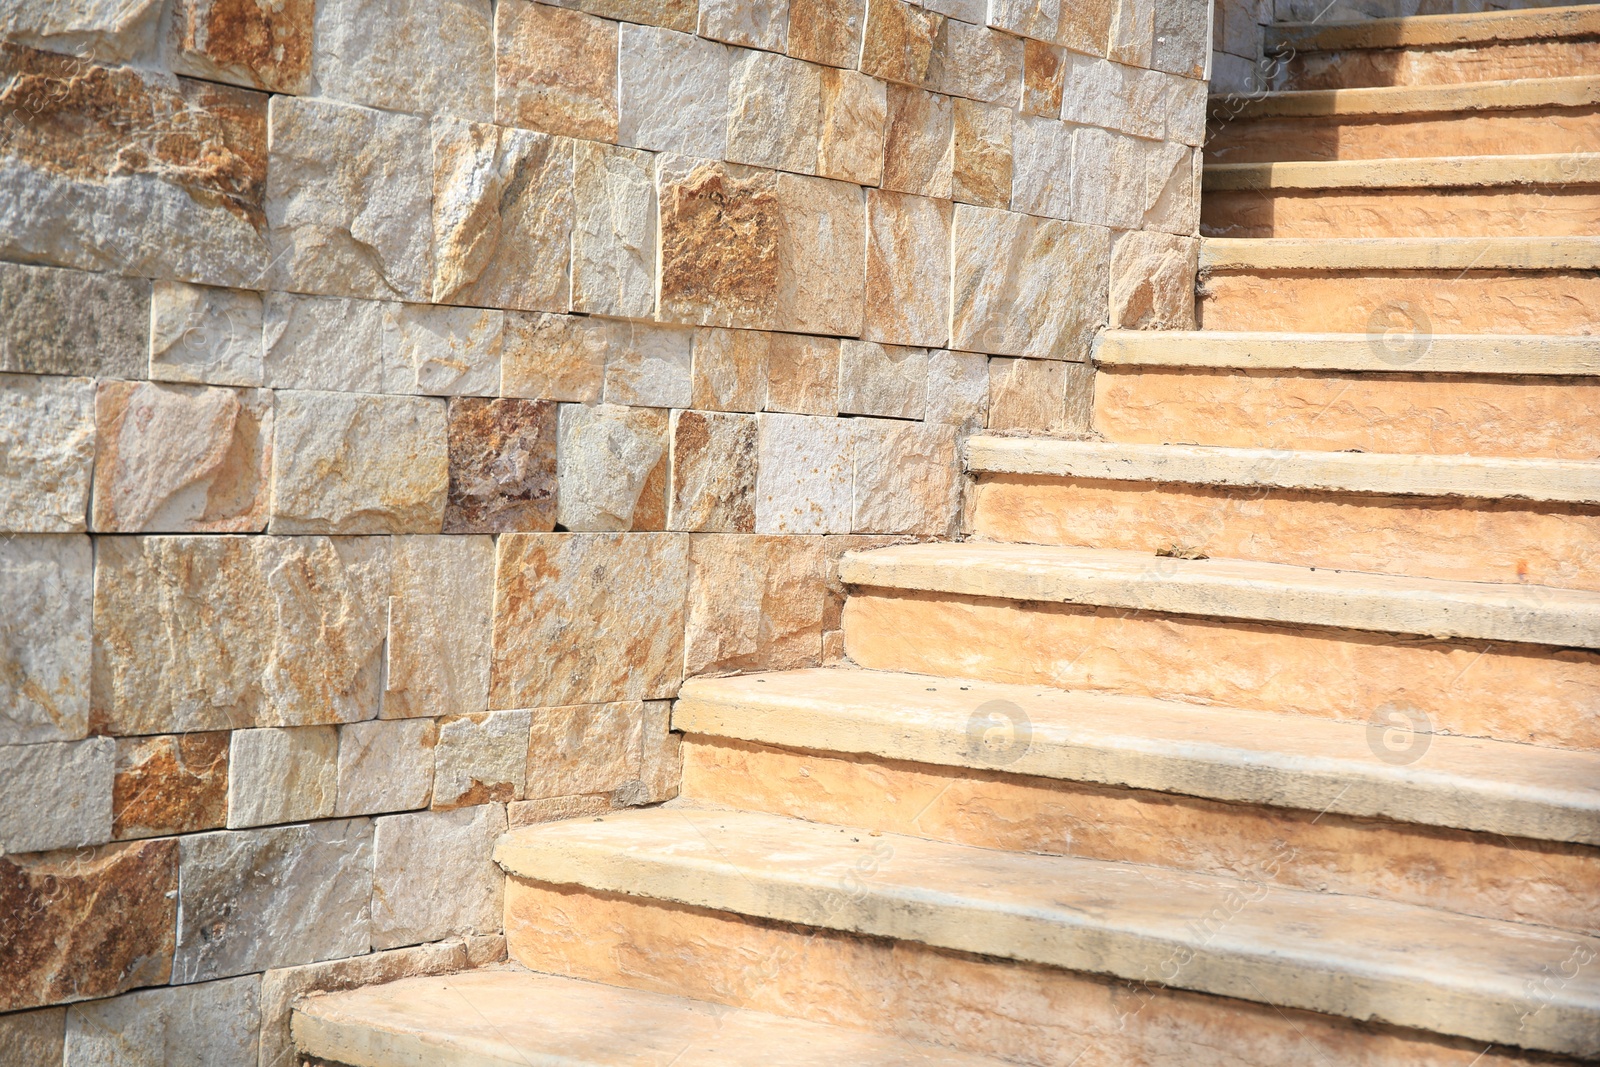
0;0;1206;1061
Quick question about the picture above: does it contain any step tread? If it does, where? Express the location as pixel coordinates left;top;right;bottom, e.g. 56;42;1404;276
1095;330;1600;375
839;541;1600;647
1201;234;1600;271
1203;152;1600;190
965;437;1600;504
495;808;1600;1057
676;667;1600;844
1212;72;1600;119
1266;4;1600;54
292;968;1014;1067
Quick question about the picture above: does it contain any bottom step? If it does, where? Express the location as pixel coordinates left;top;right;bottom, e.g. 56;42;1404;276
292;967;1011;1066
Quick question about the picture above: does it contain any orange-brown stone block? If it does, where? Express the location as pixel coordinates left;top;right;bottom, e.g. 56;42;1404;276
445;398;558;534
113;732;230;840
495;0;619;141
169;0;316;94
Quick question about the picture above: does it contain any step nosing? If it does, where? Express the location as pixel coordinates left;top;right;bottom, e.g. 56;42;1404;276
1209;73;1600;119
1202;154;1600;191
1263;5;1600;54
1094;331;1600;376
1199;235;1600;272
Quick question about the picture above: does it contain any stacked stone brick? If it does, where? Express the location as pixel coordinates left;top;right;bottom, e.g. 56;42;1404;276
0;0;1205;1061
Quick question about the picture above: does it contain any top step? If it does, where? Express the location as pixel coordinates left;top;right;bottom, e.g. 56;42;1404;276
1268;4;1600;53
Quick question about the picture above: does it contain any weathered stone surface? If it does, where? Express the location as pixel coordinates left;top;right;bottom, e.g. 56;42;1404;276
336;718;437;817
382;302;504;397
445;398;557;534
495;0;618;141
669;409;758;533
311;0;491;119
817;67;885;186
882;85;953;198
1152;0;1209;78
266;97;432;301
986;0;1059;44
0;1007;63;1067
727;50;820;174
1011;112;1073;219
951;205;1109;360
0;262;147;377
952;98;1012;209
1;535;90;744
1022;39;1065;116
226;725;338;828
1060;51;1166;140
432;711;531;809
173;820;372;982
64;974;260;1067
168;0;315;94
90;381;272;533
925;348;989;429
988;355;1067;431
0;738;113;853
509;794;614;826
502;312;607;402
1060;0;1115;56
684;534;827;674
93;536;389;733
691;328;769;413
262;291;387;392
573;142;657;318
1111;229;1198;329
527;702;644;799
865;191;951;348
491;533;688;708
113;731;229;840
755;413;852;534
0;839;176;1012
385;534;494;720
270;391;448;535
0;48;269;287
603;320;695;408
1143;139;1200;234
942;19;1022;104
0;0;164;63
639;698;680;801
371;804;506;950
1108;0;1154;66
618;25;730;157
0;373;94;533
839;340;929;419
788;0;864;68
851;419;961;534
860;0;944;89
149;281;263;387
431;120;572;313
699;0;788;49
765;334;839;416
1068;125;1141;228
556;403;670;532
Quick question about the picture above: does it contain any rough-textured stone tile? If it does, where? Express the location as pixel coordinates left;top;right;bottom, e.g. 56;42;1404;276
618;25;730;157
1152;0;1209;78
90;381;272;534
556;403;670;531
495;0;618;141
502;312;607;402
691;328;768;413
527;702;644;798
0;49;269;287
1011;112;1074;218
864;191;950;348
632;698;677;801
669;409;758;533
261;291;387;392
1072;126;1178;230
817;67;885;186
860;0;944;89
0;738;114;853
226;725;338;828
1108;0;1153;66
573;142;657;319
168;0;315;94
1165;72;1208;148
371;804;506;950
952;98;1012;209
788;0;864;67
851;418;960;534
1060;0;1115;56
64;975;260;1066
755;413;851;534
270;391;448;535
697;0;785;51
382;302;504;397
951;205;1109;360
266;96;432;302
0;840;176;1012
1;535;90;744
312;0;491;119
603;320;695;408
926;348;988;429
727;49;820;174
1143;140;1200;235
0;374;94;534
881;85;952;199
445;398;558;534
336;718;437;817
431;120;572;313
0;262;147;378
839;340;928;419
765;334;839;416
490;533;688;708
0;0;165;63
433;711;531;809
113;732;229;840
988;355;1068;431
986;0;1058;43
149;281;263;387
0;1007;63;1067
1060;52;1155;138
684;534;826;674
509;794;615;826
173;820;373;982
1022;39;1065;116
544;0;696;31
942;19;1022;104
385;534;494;720
1111;229;1198;329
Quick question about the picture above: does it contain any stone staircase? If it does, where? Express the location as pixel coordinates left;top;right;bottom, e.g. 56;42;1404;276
291;7;1600;1066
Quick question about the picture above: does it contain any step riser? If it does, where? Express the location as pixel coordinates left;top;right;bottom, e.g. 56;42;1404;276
1094;369;1600;460
841;590;1600;750
1205;108;1600;163
504;879;1585;1067
1201;188;1600;238
1272;40;1600;92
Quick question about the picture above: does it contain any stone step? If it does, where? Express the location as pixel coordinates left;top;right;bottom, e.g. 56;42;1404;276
291;967;1015;1066
495;807;1600;1059
1202;235;1600;271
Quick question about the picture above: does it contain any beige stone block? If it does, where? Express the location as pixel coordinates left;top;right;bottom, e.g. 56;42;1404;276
926;348;989;430
1152;0;1210;78
684;534;827;675
90;381;272;534
817;67;886;186
261;291;387;393
495;0;618;141
266;96;432;302
882;85;953;199
382;302;504;397
167;0;315;94
541;0;696;32
336;719;438;817
700;0;789;50
639;698;681;802
985;0;1058;44
1060;0;1115;56
788;0;864;68
1069;125;1142;229
502;312;607;402
1011;113;1074;219
951;205;1109;360
0;1007;63;1067
942;19;1022;104
0;738;114;853
839;340;928;419
385;535;494;720
312;0;492;120
527;702;644;798
669;409;759;533
0;261;147;378
1;534;91;745
1164;74;1208;147
63;976;260;1067
1108;0;1153;66
851;419;960;535
372;804;506;950
490;533;688;708
433;711;532;809
823;628;847;664
573;142;657;319
952;98;1012;209
1111;230;1198;330
1143;140;1200;235
149;281;263;387
0;0;165;63
618;24;731;157
1022;39;1066;116
270;391;448;535
556;403;670;531
864;191;952;348
1060;53;1163;139
755;413;852;534
727;49;821;175
1061;358;1096;432
988;355;1067;431
860;0;944;89
226;725;338;828
508;794;614;827
691;328;769;413
0;373;94;534
603;320;695;408
445;398;558;534
765;334;840;416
